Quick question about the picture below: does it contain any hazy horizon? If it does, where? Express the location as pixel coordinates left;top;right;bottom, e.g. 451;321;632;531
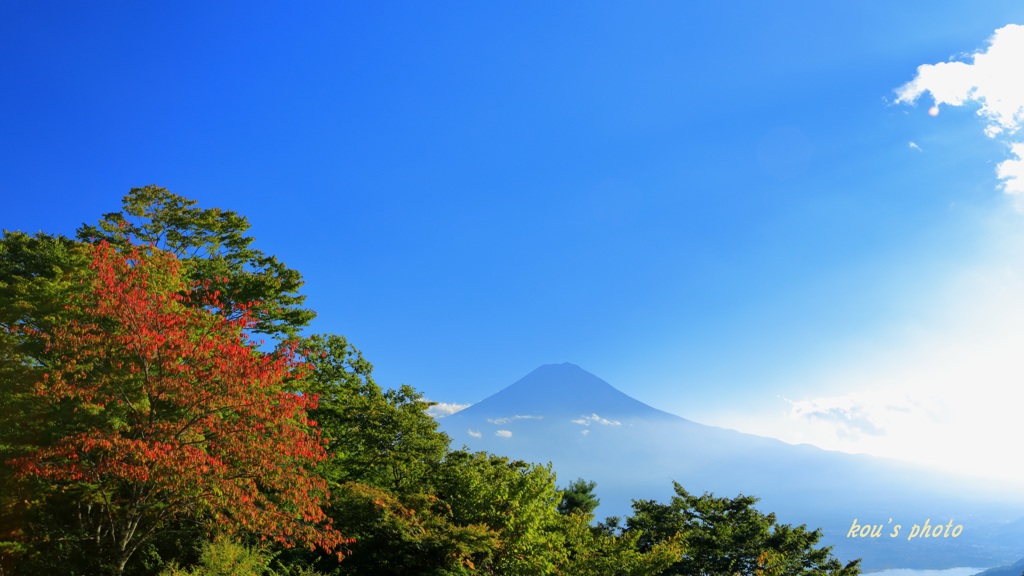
430;361;1024;493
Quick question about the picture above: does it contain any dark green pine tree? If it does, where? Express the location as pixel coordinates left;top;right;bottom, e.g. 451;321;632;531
558;478;602;516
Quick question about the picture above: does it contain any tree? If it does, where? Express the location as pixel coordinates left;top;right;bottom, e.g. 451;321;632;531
77;185;314;340
277;334;472;575
324;482;498;575
4;189;450;575
557;478;601;516
298;333;450;496
0;231;98;574
553;481;684;576
625;483;861;576
558;511;683;576
430;450;569;576
6;241;348;575
158;536;282;576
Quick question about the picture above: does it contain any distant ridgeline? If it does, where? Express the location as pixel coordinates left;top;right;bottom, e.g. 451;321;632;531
975;557;1024;576
438;363;1024;571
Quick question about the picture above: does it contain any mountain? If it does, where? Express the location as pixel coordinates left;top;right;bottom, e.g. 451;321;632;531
444;362;676;420
437;363;1024;571
975;556;1024;576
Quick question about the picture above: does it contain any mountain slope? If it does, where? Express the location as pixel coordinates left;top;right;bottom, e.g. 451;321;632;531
448;362;677;420
437;363;1024;571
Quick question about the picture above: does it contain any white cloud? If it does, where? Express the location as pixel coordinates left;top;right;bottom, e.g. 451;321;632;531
495;430;513;438
786;390;943;441
571;413;622;427
788;395;886;438
895;24;1024;135
426;402;471;418
487;415;543;425
896;24;1024;199
908;141;922;152
581;429;590;437
467;429;482;438
997;142;1024;197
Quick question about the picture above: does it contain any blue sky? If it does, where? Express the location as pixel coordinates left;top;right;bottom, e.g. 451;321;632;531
4;2;1024;481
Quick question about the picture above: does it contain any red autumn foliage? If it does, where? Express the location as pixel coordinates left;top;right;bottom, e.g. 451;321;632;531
11;241;350;571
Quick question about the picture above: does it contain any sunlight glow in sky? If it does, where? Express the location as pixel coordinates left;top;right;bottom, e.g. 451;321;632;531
708;25;1024;482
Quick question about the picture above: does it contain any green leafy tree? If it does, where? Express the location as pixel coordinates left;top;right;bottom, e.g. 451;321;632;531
553;481;684;576
158;536;334;576
324;481;498;575
298;333;450;495
557;478;601;516
625;483;861;576
558;511;683;576
0;231;98;574
430;451;568;576
77;185;314;340
280;334;479;575
158;537;280;576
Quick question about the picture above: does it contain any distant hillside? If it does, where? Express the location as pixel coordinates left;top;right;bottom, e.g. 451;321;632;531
437;363;1024;571
975;557;1024;576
